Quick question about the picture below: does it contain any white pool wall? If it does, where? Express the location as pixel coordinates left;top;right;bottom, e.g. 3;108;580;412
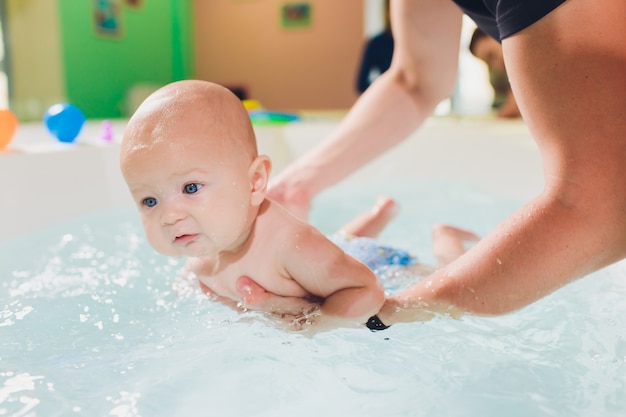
0;116;543;243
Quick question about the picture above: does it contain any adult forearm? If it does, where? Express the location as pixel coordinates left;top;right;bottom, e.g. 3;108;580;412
384;191;626;321
278;71;437;196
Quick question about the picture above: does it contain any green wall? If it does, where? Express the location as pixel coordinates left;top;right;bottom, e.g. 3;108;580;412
58;0;194;118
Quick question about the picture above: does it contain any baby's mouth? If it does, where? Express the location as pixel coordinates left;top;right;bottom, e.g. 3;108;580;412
174;233;199;244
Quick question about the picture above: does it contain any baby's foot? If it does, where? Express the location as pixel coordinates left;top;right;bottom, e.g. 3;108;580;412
432;223;480;265
372;195;400;224
431;223;480;242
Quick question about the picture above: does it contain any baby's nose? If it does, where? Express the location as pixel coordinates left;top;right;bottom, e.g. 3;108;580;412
160;202;187;225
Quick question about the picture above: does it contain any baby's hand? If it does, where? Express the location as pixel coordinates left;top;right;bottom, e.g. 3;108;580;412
267;178;312;220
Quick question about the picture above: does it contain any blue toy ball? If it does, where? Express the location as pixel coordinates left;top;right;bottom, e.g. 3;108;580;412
43;103;86;143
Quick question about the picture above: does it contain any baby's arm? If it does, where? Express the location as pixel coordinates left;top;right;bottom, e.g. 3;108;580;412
282;225;385;325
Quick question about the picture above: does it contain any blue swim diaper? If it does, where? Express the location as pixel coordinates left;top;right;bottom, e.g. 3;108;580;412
329;233;417;271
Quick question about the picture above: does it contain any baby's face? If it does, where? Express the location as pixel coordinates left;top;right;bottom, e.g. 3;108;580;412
122;135;257;259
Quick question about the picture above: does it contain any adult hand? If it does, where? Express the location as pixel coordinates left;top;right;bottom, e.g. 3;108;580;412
236;276;373;332
267;177;312;220
235;276;319;317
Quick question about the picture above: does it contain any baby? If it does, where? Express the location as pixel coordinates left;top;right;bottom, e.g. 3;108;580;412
120;80;386;330
120;80;478;331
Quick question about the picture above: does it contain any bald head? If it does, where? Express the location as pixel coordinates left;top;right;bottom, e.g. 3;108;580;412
121;80;257;169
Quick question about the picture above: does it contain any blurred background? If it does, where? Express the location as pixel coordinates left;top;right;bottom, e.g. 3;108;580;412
0;0;492;121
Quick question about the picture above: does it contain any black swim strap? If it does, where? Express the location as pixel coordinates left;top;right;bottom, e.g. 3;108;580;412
365;315;390;331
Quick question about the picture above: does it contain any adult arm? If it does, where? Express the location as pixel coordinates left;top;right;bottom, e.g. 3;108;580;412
268;0;463;219
379;0;626;322
244;0;626;324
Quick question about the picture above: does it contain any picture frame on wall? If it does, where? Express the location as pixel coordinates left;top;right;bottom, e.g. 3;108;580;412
124;0;143;9
93;0;122;37
281;3;312;29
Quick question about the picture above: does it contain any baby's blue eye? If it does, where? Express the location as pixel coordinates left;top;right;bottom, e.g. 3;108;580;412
184;183;201;194
143;197;158;207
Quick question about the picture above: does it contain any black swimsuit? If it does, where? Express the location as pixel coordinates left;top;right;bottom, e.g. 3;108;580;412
453;0;567;40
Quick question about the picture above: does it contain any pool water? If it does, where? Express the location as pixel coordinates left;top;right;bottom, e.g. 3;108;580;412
1;180;625;417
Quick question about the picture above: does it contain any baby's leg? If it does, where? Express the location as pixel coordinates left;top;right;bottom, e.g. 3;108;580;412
338;196;399;238
432;223;480;266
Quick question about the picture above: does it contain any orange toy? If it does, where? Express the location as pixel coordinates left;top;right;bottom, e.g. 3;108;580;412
0;109;18;150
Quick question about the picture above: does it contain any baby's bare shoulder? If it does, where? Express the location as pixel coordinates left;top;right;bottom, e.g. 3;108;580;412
259;200;318;238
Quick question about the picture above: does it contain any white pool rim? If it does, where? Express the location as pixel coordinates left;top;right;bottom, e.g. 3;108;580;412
1;116;543;243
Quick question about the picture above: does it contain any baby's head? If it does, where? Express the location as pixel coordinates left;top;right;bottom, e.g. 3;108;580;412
120;80;271;258
121;80;258;165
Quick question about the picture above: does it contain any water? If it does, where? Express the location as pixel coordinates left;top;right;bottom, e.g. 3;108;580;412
1;180;625;417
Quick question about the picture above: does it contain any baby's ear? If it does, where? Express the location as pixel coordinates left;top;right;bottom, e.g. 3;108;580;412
248;155;272;206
